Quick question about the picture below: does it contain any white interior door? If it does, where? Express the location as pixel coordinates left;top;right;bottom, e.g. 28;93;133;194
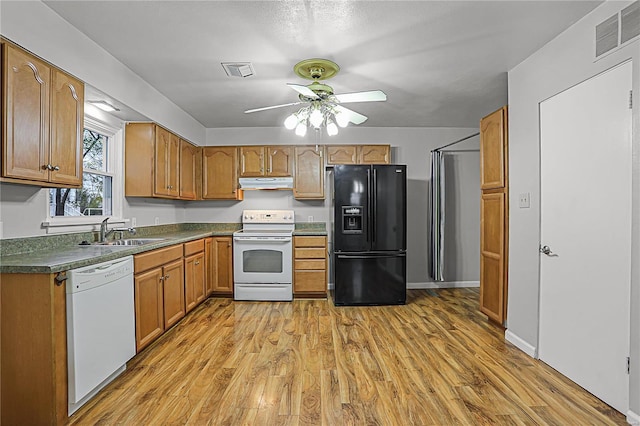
539;61;632;413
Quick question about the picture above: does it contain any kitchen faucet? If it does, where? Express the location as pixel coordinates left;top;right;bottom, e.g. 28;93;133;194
99;218;136;243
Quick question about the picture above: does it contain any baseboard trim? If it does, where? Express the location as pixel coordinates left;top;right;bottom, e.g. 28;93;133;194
407;281;480;289
627;410;640;425
505;329;538;358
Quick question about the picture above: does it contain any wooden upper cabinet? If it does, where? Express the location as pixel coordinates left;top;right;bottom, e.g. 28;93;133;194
326;145;357;165
49;68;83;186
202;146;243;200
480;106;508;190
294;146;324;199
266;146;293;176
239;146;293;177
358;145;390;164
180;139;199;200
154;126;180;198
2;42;84;187
125;123;191;199
325;145;391;165
239;146;264;177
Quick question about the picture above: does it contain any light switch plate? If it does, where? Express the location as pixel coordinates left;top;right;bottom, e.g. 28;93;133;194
154;217;160;225
519;192;531;208
131;217;137;227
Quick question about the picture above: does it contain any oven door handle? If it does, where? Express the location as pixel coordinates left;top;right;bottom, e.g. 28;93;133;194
233;237;292;242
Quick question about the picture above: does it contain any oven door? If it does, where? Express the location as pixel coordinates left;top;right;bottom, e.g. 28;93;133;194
233;236;293;284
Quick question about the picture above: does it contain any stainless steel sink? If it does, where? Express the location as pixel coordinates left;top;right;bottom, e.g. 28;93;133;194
99;238;165;246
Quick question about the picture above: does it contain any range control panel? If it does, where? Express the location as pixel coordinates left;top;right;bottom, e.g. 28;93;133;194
241;210;295;224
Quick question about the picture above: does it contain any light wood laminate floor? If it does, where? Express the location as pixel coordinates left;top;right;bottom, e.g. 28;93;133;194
68;289;626;425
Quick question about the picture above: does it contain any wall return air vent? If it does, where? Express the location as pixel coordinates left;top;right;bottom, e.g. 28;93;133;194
221;62;254;78
595;1;640;58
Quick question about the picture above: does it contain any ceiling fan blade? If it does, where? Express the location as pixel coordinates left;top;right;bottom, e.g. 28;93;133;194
287;83;319;99
334;90;387;103
333;105;368;125
244;102;303;114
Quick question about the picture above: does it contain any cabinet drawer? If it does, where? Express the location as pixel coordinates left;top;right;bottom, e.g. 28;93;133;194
294;236;326;248
184;239;204;256
294;247;326;259
295;259;326;270
134;245;183;273
294;270;326;293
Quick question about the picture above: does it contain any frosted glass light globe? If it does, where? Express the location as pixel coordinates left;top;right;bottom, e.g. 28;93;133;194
295;122;307;137
335;111;349;128
284;114;298;130
327;121;338;136
309;109;324;128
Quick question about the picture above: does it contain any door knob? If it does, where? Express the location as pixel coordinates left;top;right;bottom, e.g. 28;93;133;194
540;245;557;256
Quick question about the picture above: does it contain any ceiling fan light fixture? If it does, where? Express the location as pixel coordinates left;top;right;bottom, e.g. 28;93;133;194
326;120;339;136
284;113;298;130
309;108;324;128
295;122;307;137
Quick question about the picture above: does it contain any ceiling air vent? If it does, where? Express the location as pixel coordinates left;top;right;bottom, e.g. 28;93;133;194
595;14;619;57
221;62;254;78
621;1;640;45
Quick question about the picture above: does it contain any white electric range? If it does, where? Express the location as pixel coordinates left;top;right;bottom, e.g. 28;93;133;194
233;210;294;301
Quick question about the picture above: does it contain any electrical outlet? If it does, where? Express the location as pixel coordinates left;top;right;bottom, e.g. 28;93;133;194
308;215;314;222
154;217;160;225
131;217;137;227
519;193;531;209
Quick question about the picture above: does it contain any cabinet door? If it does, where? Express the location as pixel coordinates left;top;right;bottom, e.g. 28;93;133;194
239;146;264;177
325;145;357;165
49;68;83;186
3;44;51;182
154;126;170;196
167;132;180;198
202;146;242;199
267;146;293;176
293;146;324;199
179;139;198;200
358;145;390;164
163;259;185;329
184;252;205;312
204;237;215;296
480;191;506;323
480;107;508;190
213;237;233;294
134;267;165;352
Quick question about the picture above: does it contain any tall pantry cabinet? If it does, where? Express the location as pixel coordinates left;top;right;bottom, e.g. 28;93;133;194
479;106;509;325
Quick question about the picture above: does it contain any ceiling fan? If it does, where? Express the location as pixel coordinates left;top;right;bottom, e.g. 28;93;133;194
244;58;387;136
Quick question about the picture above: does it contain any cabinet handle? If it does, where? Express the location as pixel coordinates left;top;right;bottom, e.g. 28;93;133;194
165;274;170;279
43;164;53;171
195;261;200;265
159;276;164;282
53;165;60;171
55;272;67;286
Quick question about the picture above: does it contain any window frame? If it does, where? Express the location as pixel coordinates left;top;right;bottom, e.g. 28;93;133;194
43;115;125;233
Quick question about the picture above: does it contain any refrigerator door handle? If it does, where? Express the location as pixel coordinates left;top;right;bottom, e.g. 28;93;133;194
372;167;377;243
337;254;406;259
366;168;372;244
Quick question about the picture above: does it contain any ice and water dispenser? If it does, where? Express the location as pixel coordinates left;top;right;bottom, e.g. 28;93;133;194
342;206;363;234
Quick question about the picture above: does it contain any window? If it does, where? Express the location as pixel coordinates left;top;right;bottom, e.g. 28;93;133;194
46;116;123;228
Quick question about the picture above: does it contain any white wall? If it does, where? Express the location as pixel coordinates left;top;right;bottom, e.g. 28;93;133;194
507;0;640;415
193;127;481;285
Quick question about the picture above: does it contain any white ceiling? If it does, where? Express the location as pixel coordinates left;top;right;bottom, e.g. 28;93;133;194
44;1;601;129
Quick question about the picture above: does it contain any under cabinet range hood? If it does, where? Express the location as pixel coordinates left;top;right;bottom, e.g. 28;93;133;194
239;177;294;190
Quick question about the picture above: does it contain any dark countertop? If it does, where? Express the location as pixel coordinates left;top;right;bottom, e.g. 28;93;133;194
0;222;326;274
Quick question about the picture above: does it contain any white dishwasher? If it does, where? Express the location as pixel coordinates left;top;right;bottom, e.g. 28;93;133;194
66;256;135;415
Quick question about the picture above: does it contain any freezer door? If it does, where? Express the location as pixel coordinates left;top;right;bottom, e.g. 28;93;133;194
333;165;370;252
372;165;407;251
334;253;406;305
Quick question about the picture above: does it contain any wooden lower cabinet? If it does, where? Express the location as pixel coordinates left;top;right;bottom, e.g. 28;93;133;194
1;272;68;425
134;244;185;352
293;236;327;297
206;236;233;296
184;239;206;312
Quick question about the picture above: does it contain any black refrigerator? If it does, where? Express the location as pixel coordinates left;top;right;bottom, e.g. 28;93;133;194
332;164;407;305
